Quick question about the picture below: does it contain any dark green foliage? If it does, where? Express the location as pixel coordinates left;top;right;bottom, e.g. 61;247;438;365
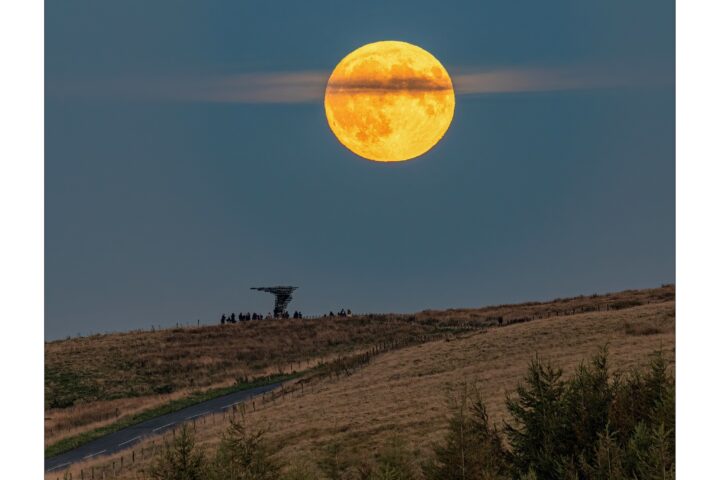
563;349;613;459
505;356;566;478
45;367;101;409
145;410;281;480
503;349;675;480
425;385;510;480
146;425;208;480
139;350;673;480
626;423;674;479
608;351;675;449
211;409;280;480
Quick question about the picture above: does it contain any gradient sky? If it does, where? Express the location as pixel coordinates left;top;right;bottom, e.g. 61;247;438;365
46;0;675;340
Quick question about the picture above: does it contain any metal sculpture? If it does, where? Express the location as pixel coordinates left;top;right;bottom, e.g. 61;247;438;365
251;286;298;318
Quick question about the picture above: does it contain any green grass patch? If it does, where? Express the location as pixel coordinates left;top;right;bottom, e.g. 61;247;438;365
45;373;296;458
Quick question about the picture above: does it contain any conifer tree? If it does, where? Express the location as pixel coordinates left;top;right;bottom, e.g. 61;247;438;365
627;423;675;480
425;384;510;480
146;424;208;480
211;409;280;480
504;356;566;478
562;348;613;463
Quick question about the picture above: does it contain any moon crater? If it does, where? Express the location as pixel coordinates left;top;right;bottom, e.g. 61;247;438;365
324;41;455;162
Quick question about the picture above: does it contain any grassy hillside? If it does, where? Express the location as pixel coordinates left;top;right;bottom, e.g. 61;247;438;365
46;311;473;445
46;285;673;404
46;286;674;479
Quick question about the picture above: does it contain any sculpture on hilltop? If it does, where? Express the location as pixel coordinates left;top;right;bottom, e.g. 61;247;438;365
251;286;298;318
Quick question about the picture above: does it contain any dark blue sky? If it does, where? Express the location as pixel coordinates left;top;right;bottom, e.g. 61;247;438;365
46;0;675;339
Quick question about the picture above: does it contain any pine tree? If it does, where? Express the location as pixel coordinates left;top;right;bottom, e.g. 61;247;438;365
577;427;625;480
211;409;280;480
562;348;613;463
505;356;566;479
146;424;208;480
425;384;510;480
627;423;675;480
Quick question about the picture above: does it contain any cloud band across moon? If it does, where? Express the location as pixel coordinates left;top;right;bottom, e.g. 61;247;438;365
48;65;671;103
325;76;453;93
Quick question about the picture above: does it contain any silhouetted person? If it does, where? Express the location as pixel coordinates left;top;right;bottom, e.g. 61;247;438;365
220;314;226;325
230;313;236;323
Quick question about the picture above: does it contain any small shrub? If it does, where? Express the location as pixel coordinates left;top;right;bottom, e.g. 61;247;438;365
145;424;208;480
211;408;280;480
425;384;510;480
153;384;175;395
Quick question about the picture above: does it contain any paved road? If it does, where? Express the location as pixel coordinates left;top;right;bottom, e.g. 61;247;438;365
45;382;281;472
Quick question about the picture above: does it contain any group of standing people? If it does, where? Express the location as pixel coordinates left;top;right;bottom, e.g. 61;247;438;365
220;310;304;324
220;308;356;324
220;312;266;323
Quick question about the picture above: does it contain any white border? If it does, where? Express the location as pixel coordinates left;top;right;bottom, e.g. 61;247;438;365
676;0;720;476
0;0;44;476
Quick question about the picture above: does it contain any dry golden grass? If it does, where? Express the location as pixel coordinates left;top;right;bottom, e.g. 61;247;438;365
45;349;364;447
254;301;675;458
45;316;448;442
44;286;673;448
50;296;675;480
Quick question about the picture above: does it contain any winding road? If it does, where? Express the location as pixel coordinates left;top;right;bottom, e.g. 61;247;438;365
45;382;281;472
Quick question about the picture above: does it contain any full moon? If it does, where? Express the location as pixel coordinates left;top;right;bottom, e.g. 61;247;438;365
324;41;455;162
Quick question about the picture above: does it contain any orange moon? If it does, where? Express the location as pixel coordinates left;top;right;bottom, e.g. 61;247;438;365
324;41;455;162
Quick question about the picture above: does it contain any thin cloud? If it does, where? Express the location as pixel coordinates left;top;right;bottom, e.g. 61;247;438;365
188;71;328;103
48;65;669;104
453;65;668;95
326;76;452;93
